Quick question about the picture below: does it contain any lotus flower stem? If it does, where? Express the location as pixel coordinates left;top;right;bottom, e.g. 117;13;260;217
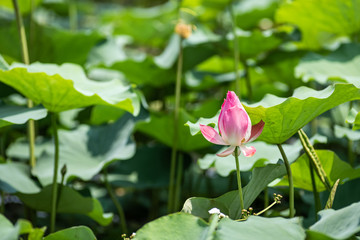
234;147;245;214
174;154;183;211
50;112;59;233
12;0;36;169
104;168;128;234
168;37;184;213
309;159;320;220
277;144;295;218
229;2;241;96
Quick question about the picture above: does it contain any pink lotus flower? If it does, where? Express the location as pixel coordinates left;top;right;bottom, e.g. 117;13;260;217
200;91;265;157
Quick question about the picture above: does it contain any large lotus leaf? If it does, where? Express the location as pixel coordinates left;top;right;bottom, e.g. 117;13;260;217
0;54;9;70
0;162;40;194
309;201;360;240
334;125;360;141
275;150;360;192
0;0;42;14
18;185;112;226
276;0;360;49
0;214;45;240
199;135;326;177
0;63;140;114
0;105;47;128
136;109;211;152
215;216;305;240
181;0;231;23
108;145;170;189
182;164;286;219
354;112;360;130
0;21;103;64
187;84;360;144
227;29;282;60
32;114;136;186
101;1;177;48
296;43;360;86
233;0;280;30
43;226;97;240
135;213;209;239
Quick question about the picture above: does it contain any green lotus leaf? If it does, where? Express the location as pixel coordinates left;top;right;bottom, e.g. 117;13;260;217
187;83;360;144
0;62;140;114
309;201;360;239
0;105;47;128
18;185;112;226
43;226;97;240
32;114;136;186
136;109;211;152
274;150;360;192
0;162;40;194
0;214;45;240
296;43;360;86
182;164;286;219
0;0;42;14
276;0;360;49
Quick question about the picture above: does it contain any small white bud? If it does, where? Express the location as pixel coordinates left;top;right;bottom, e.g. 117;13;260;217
208;208;221;214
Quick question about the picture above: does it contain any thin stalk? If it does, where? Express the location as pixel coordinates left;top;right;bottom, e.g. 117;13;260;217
255;201;277;216
69;0;78;32
309;159;320;220
50;112;59;233
174;154;183;211
103;169;128;234
205;214;220;240
0;191;4;214
12;0;36;168
264;187;269;209
234;147;244;214
277;144;295;218
168;37;184;213
229;2;241;96
242;61;252;101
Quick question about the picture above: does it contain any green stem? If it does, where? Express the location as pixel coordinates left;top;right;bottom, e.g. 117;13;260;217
12;0;36;169
168;37;183;213
277;144;295;218
174;154;183;211
69;0;78;32
50;112;59;233
104;169;128;234
309;159;320;220
234;147;244;215
242;61;252;101
0;191;4;214
229;2;241;96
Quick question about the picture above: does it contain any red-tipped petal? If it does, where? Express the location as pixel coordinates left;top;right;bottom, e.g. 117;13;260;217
200;124;227;145
216;146;236;157
247;120;265;143
240;145;256;157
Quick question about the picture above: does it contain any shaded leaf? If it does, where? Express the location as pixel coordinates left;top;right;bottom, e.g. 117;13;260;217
215;216;305;240
43;226;97;240
0;105;47;128
0;162;40;194
0;214;45;240
135;213;209;240
182;164;286;219
296;43;360;86
276;0;360;49
309;201;360;239
18;185;112;226
275;150;360;192
136;109;211;151
32;114;136;185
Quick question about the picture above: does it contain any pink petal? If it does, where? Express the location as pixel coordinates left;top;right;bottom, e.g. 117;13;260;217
219;107;251;146
246;120;265;143
219;91;246;135
216;146;236;157
200;124;227;145
240;145;256;157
